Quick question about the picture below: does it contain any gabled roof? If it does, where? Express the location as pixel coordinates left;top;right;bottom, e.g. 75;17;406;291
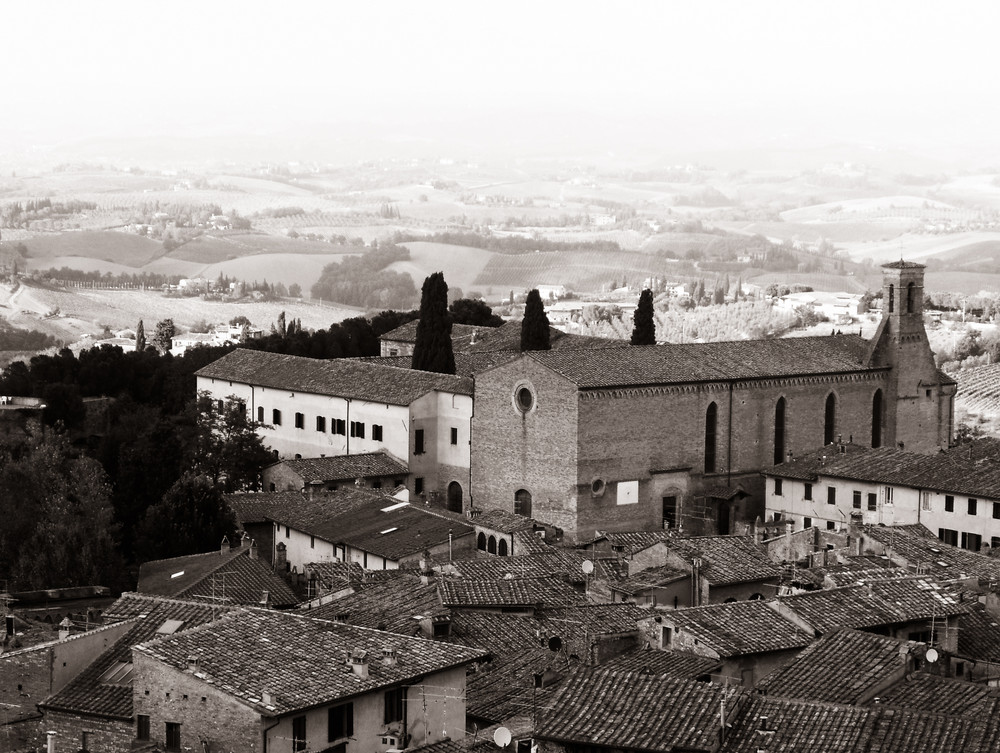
306;572;447;633
41;593;231;720
196;348;473;404
471;509;537;534
957;601;1000;662
760;628;919;704
271;452;408;484
860;524;1000;581
134;608;488;717
877;672;1000;717
609;564;689;595
661;600;814;656
666;534;784;586
600;647;721;679
224;490;308;526
521;335;876;389
362;351;521;379
438;576;585;608
137;545;298;608
536;667;736;753
381;320;482;346
777;577;973;633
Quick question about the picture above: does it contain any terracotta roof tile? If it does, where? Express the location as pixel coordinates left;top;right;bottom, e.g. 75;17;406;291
600;647;721;679
271;452;408;484
860;524;1000;581
196;348;473;404
662;600;814;656
877;672;1000;717
306;573;447;633
666;534;784;586
957;601;1000;662
134;608;488;716
438;577;586;608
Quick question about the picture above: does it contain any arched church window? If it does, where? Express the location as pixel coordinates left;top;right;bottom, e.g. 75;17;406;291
514;489;532;517
888;284;894;313
498;539;508;556
871;389;883;448
824;393;837;446
477;532;486;550
906;282;916;313
774;397;786;465
705;402;718;473
487;536;497;554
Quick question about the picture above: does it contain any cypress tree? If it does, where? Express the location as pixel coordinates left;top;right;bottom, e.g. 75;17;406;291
135;319;146;352
520;289;551;351
411;272;456;374
631;289;656;345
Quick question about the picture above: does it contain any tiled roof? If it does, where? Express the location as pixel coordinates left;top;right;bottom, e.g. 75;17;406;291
360;352;521;379
585;529;670;555
883;260;925;269
471;509;537;534
196;348;473;404
223;490;308;526
536;666;736;753
272;452;408;484
600;647;721;679
877;672;1000;717
305;573;447;633
860;524;1000;581
666;534;784;586
957;601;1000;662
760;628;918;704
134;608;488;717
305;560;368;592
438;577;586;608
663;600;814;656
540;603;646;641
137;545;298;608
765;439;1000;499
610;564;689;595
381;321;482;346
777;577;973;633
41;594;230;720
463;320;621;355
523;335;876;389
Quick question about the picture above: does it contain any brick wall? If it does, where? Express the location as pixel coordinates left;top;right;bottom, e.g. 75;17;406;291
133;652;261;753
471;358;579;533
43;709;133;753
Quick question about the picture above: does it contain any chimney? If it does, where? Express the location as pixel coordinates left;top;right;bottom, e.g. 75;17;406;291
382;647;398;666
220;535;230;555
187;656;199;672
261;690;274;706
260;590;270;608
58;617;73;640
351;649;369;678
249;539;258;560
275;542;288;571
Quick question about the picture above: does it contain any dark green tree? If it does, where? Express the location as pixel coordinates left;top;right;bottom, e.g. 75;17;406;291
135;319;146;352
134;472;237;560
186;391;273;492
411;272;456;374
152;318;176;353
40;383;86;430
449;298;504;327
631;289;656;345
520;289;551;351
277;311;287;338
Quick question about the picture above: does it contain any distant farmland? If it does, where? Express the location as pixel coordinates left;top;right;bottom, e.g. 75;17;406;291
474;250;676;291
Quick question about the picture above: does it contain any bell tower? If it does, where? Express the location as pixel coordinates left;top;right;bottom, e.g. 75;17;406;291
867;261;955;452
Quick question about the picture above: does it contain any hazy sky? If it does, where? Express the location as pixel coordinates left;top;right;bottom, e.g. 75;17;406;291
5;1;999;159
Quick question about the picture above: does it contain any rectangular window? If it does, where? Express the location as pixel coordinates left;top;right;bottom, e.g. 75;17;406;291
803;483;812;500
969;498;978;516
803;516;812;529
450;427;458;445
166;722;181;752
295;412;304;429
137;715;150;741
329;702;354;742
921;491;931;511
350;421;365;439
939;528;958;547
773;478;783;496
827;487;836;505
310;536;315;549
372;424;383;441
867;493;877;511
662;496;677;529
257;406;264;423
272;409;282;426
853;491;862;509
82;732;90;752
415;477;424;495
415;428;425;454
994;502;1000;520
384;688;405;724
316;416;326;432
883;486;894;506
992;536;1000;549
945;495;955;512
286;525;290;538
292;715;307;752
826;521;836;531
962;532;983;552
334;418;346;435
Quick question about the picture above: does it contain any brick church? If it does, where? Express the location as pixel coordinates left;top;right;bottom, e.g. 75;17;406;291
470;261;956;542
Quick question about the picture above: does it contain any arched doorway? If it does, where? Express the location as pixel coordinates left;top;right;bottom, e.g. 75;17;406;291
514;489;532;517
487;536;497;554
447;481;463;513
477;532;487;551
498;539;509;556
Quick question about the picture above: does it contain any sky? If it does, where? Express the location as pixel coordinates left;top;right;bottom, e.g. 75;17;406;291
4;1;1000;161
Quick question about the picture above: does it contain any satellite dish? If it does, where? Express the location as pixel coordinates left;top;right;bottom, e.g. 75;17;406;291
548;635;562;652
926;648;939;663
494;727;512;747
582;560;594;575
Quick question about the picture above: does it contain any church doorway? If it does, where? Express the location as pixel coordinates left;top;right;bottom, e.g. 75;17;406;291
447;481;463;513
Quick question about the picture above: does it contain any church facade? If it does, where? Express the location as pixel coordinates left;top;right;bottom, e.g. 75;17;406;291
469;262;956;542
